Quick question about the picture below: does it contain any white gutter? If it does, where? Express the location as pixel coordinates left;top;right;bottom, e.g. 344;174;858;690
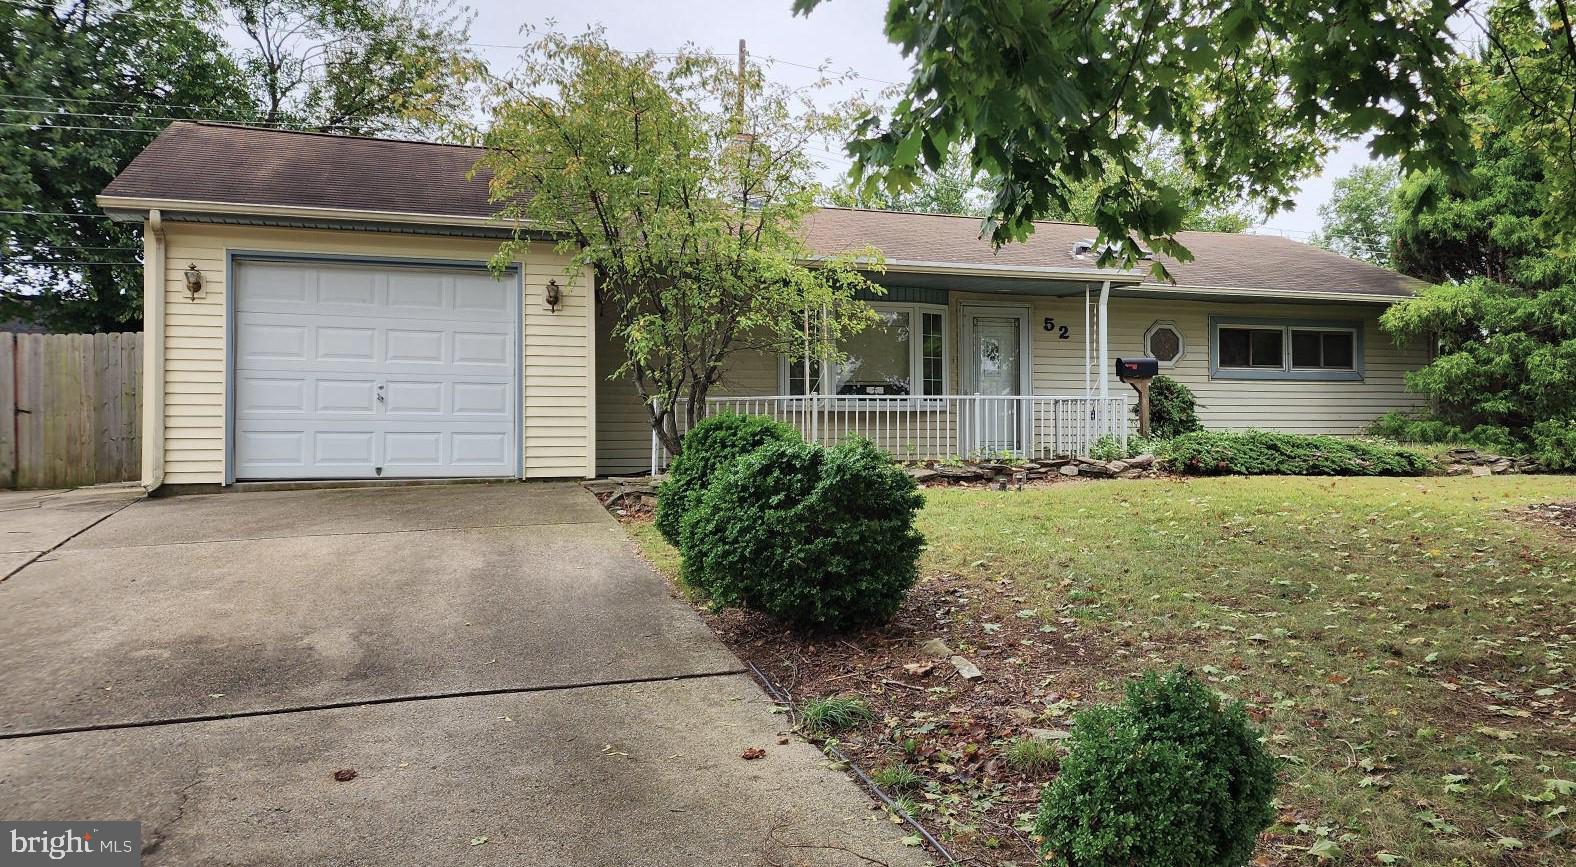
1097;279;1111;400
95;195;538;233
142;210;166;491
1126;283;1413;304
806;255;1147;283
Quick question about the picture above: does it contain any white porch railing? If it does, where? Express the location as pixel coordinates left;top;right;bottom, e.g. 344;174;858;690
650;394;1129;473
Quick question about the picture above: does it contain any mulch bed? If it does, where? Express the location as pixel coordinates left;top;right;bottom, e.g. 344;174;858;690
1517;500;1576;537
678;572;1164;865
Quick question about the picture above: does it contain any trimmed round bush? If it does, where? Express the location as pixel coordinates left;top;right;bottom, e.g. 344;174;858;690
1147;374;1203;439
654;413;799;545
680;437;924;631
1034;670;1278;867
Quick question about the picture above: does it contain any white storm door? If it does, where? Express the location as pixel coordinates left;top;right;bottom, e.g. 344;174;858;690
961;305;1030;455
232;258;519;480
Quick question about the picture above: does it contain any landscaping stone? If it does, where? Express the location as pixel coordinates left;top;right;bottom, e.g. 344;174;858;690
1059;464;1078;477
1107;460;1129;473
1471;465;1493;477
1028;727;1072;741
1079;462;1116;477
918;638;954;658
1127;454;1154;468
949;655;983;680
906;467;939;483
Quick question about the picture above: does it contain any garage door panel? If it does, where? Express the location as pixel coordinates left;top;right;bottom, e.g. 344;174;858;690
383;380;445;415
314;432;377;466
234;259;520;481
315;379;378;414
238;322;309;361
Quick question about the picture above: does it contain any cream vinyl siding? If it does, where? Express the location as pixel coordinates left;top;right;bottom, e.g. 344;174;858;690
593;291;1427;474
153;222;594;484
1007;295;1429;433
594;310;777;476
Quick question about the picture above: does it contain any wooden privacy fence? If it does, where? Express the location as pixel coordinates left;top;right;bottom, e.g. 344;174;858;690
0;332;142;489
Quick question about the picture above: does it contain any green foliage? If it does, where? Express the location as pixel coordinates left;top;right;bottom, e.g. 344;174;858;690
0;0;249;331
1050;134;1259;233
1160;431;1431;476
227;0;482;136
680;437;924;631
793;0;1471;277
478;29;882;456
1378;14;1576;455
654;413;799;545
1088;435;1124;463
871;763;925;792
1529;419;1576;470
1313;162;1398;268
825;148;988;216
1002;736;1059;776
1367;412;1519;453
799;695;873;734
0;0;478;332
1034;670;1277;867
1146;374;1203;439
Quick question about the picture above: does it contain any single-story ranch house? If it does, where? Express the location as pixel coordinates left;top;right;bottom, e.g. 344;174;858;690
100;122;1429;490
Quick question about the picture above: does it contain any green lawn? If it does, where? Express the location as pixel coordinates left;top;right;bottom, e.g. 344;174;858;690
634;475;1576;865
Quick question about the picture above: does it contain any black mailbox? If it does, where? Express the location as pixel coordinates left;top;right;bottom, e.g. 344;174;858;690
1116;357;1159;379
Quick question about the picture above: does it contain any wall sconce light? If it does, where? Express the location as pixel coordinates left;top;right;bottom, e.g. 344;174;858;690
544;278;561;312
183;264;204;300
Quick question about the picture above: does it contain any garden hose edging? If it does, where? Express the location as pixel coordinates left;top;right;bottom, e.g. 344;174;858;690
743;660;959;865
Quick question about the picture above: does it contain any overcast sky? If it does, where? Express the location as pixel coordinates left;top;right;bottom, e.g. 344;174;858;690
479;0;1373;241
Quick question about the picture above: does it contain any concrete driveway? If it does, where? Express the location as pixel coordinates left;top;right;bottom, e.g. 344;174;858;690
0;483;929;866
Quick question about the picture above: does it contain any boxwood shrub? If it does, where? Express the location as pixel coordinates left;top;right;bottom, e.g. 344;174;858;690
654;413;799;545
1160;430;1431;476
680;437;924;631
1035;669;1278;867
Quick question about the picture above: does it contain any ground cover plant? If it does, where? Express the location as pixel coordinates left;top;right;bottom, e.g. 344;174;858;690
628;474;1576;865
1162;430;1432;476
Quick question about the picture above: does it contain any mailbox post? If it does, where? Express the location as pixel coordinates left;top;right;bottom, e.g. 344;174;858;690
1115;357;1160;438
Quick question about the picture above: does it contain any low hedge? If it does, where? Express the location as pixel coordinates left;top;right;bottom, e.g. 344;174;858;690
680;437;924;631
1159;430;1431;476
654;413;799;545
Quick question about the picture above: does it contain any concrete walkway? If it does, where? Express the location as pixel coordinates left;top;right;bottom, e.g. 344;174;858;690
0;483;930;866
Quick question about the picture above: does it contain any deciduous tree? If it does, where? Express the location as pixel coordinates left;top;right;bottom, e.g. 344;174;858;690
477;30;882;455
1314;162;1398;268
794;0;1472;275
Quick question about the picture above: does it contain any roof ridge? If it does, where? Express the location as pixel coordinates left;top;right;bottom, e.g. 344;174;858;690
816;205;1097;231
182;120;486;152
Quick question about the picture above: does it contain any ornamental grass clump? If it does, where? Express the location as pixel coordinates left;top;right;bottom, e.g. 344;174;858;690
654;413;799;545
1034;670;1278;867
680;437;924;631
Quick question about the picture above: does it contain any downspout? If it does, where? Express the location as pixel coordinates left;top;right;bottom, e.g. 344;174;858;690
1097;279;1111;400
142;210;166;491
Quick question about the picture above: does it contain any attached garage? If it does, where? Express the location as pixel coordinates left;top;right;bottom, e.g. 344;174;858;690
98;122;597;491
232;257;521;481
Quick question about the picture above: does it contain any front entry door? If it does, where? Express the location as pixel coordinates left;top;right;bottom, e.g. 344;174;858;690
962;305;1030;455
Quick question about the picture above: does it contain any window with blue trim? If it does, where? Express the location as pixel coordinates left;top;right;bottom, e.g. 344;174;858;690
1210;318;1363;381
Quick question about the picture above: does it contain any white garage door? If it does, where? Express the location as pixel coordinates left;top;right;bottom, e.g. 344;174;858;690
233;258;519;480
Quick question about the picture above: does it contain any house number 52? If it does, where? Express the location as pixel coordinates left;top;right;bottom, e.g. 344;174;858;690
1043;318;1071;339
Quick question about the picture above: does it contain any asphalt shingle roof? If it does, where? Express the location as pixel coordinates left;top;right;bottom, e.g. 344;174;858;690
103;122;1423;299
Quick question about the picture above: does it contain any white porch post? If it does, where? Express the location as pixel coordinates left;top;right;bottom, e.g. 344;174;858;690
1097;279;1111;400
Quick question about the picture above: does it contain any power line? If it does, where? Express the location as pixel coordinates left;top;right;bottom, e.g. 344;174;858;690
0;210;117;219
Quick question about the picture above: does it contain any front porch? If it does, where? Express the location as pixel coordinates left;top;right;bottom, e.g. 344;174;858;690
651;393;1130;473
